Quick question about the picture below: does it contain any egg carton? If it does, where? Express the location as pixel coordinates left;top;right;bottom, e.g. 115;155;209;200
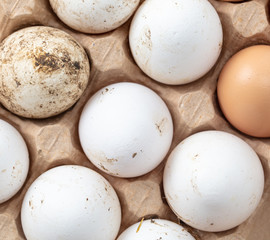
0;0;270;239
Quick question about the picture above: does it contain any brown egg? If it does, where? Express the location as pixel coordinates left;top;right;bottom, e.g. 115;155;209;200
217;45;270;137
217;0;246;2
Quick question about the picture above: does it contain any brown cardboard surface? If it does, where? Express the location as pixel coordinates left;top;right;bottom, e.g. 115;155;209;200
0;0;270;239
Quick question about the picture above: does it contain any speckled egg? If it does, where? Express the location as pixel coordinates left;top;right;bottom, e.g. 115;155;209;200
49;0;140;34
0;26;90;118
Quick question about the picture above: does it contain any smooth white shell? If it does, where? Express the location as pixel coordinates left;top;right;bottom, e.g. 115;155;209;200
117;219;195;240
79;82;173;178
21;165;121;240
129;0;223;85
0;119;29;204
163;130;264;232
0;26;90;118
49;0;140;34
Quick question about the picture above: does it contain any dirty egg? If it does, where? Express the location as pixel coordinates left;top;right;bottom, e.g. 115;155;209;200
21;165;121;240
0;119;29;204
49;0;140;34
163;130;264;232
0;26;90;119
79;82;173;178
117;219;195;240
129;0;223;85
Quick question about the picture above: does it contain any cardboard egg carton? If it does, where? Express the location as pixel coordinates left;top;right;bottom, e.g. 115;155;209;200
0;0;270;239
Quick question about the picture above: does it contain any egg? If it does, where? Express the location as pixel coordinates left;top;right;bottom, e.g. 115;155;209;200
117;219;195;240
218;0;245;2
217;45;270;137
49;0;140;34
0;26;90;119
0;119;29;204
21;165;121;240
163;130;264;232
129;0;223;85
79;82;173;178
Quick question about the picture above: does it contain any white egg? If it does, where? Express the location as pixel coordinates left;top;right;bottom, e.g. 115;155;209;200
0;26;90;119
0;119;29;204
79;82;173;178
49;0;140;34
129;0;223;85
21;165;121;240
117;219;195;240
163;130;264;232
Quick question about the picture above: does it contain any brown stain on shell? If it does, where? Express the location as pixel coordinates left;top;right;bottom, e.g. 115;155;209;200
98;163;110;173
106;158;118;163
0;26;90;119
32;47;81;75
28;200;34;210
155;118;168;136
33;48;60;74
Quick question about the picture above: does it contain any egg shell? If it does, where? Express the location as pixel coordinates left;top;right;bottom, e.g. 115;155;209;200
49;0;140;34
79;82;173;178
21;165;121;240
117;219;195;240
218;0;245;2
0;119;29;204
129;0;223;85
217;45;270;137
0;26;90;119
163;130;264;232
